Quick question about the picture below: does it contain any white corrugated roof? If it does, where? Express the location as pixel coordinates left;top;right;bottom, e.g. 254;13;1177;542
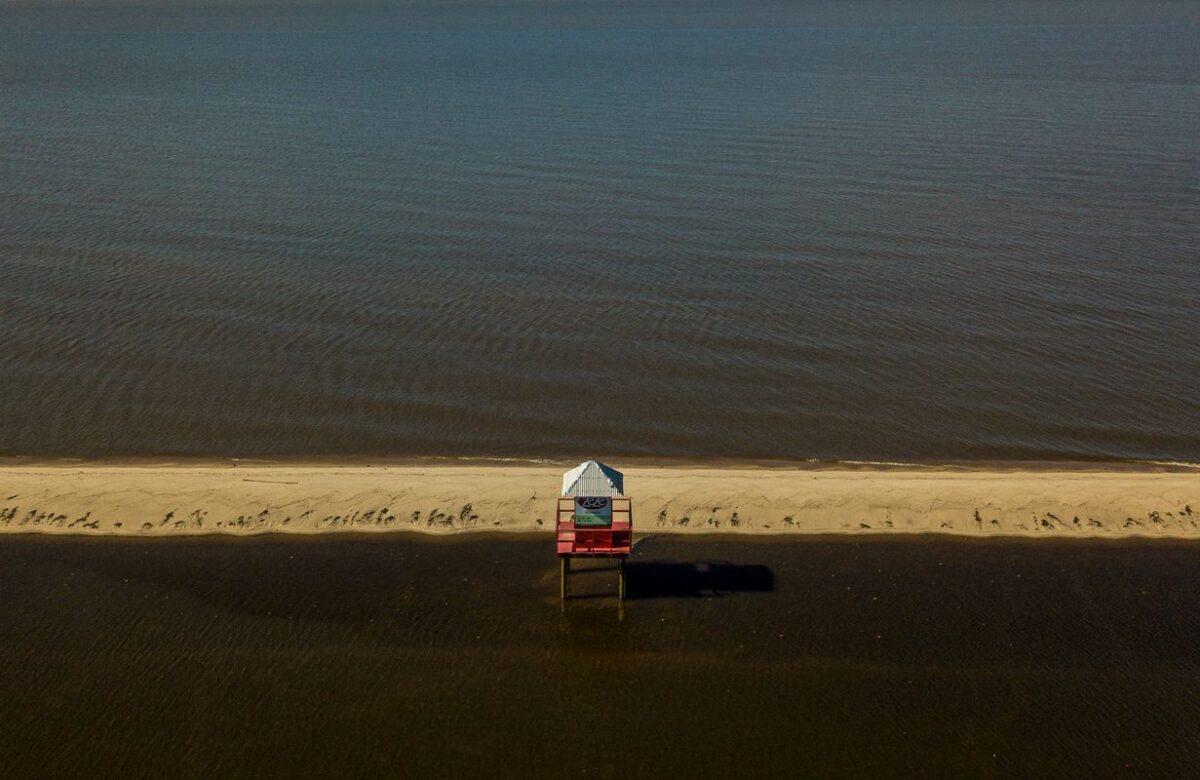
561;460;624;497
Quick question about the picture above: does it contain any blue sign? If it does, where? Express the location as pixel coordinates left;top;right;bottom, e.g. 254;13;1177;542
574;496;613;527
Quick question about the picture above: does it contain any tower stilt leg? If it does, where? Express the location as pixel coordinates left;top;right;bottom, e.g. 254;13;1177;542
618;556;626;601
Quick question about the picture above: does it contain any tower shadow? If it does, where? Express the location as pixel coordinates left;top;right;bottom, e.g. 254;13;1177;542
624;560;775;600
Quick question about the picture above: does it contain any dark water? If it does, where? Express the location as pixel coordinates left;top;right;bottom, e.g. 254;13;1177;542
3;535;1200;778
2;2;1198;462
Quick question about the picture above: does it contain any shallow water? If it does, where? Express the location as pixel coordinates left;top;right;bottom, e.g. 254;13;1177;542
2;1;1198;462
2;534;1199;778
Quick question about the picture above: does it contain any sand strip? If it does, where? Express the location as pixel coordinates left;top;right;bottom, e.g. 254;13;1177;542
1;461;1198;538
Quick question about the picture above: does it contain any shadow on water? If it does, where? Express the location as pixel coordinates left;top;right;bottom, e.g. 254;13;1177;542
625;560;775;600
9;536;1200;777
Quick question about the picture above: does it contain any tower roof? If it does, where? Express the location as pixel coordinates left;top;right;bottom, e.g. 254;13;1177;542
561;460;624;497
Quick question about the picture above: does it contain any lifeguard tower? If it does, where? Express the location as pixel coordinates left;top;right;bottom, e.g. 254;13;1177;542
557;460;631;600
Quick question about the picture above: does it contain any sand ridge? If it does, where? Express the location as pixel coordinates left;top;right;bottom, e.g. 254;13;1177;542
1;461;1198;539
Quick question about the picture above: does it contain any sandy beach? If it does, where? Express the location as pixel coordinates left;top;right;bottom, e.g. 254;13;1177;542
1;460;1197;538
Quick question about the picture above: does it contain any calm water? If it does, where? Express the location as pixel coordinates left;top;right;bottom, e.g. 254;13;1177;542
2;535;1200;778
2;2;1198;461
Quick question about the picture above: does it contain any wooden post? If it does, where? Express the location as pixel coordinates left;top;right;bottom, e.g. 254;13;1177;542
618;556;626;601
560;556;570;600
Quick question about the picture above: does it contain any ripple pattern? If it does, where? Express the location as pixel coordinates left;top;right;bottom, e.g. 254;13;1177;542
1;4;1198;460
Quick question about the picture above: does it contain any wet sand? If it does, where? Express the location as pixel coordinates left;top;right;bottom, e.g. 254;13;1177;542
2;533;1199;778
1;461;1198;538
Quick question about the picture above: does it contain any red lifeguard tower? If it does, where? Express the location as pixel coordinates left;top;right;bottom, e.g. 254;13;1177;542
557;460;631;600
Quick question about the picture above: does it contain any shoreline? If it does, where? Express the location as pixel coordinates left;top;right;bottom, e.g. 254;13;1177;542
1;460;1197;540
2;454;1198;472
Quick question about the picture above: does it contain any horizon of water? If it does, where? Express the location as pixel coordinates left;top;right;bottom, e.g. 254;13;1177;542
2;1;1198;463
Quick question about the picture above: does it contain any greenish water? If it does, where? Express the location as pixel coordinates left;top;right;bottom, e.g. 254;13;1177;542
2;1;1199;463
